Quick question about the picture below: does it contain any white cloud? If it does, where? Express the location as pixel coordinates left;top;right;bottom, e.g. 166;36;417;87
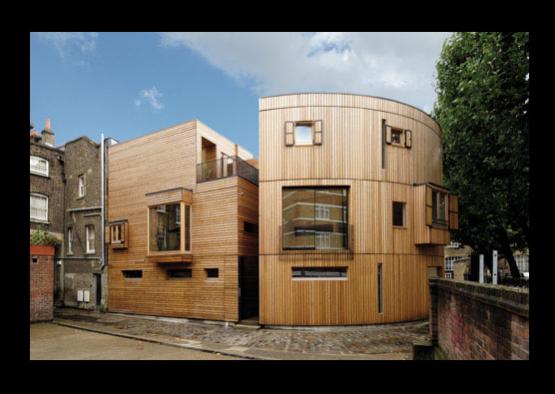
159;32;451;113
134;86;164;110
34;32;98;63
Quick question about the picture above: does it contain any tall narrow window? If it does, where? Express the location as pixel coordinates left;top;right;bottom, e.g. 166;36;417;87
78;175;86;198
30;193;48;222
432;189;448;226
392;201;406;227
377;263;383;314
185;205;191;251
85;225;95;253
67;228;73;255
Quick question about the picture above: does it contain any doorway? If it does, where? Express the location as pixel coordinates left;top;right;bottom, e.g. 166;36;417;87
239;256;259;322
94;273;102;306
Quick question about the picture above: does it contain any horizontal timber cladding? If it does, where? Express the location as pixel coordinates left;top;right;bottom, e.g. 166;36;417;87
259;93;447;325
107;119;257;322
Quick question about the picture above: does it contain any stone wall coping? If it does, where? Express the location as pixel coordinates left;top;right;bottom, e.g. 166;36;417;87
429;278;528;318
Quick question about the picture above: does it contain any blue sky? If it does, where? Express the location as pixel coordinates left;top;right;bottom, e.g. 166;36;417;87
30;32;450;157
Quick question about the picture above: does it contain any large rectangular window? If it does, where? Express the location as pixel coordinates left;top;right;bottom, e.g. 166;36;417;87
282;187;348;250
149;203;182;252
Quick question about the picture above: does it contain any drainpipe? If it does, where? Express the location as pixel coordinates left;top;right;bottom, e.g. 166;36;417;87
100;133;105;269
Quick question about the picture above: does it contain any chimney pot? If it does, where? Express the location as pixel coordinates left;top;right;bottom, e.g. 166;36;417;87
41;118;55;147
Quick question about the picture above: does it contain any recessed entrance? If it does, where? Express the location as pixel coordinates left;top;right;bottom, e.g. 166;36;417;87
239;256;259;322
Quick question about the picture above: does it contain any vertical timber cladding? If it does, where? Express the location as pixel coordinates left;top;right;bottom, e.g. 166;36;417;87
107;120;256;322
259;93;445;325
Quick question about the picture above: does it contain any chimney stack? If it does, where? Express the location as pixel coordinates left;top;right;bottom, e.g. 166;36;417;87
41;118;55;147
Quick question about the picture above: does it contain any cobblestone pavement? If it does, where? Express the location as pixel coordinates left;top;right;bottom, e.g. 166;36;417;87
53;308;429;360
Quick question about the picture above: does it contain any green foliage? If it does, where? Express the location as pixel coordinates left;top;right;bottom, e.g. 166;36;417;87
433;32;529;258
30;226;61;246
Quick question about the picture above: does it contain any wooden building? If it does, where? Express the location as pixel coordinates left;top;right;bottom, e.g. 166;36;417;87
258;93;458;326
106;120;259;322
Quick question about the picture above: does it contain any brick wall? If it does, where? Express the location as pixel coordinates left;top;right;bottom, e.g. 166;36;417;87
30;246;54;322
429;278;528;360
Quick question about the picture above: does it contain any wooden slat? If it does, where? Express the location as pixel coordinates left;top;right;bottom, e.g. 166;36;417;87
107;120;257;322
259;93;448;325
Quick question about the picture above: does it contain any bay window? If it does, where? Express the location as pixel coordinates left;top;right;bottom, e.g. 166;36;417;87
148;202;191;253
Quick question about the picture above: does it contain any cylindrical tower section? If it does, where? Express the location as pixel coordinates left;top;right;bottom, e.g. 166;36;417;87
259;93;451;326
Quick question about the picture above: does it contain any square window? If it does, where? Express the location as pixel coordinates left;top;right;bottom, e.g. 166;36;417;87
392;202;406;227
205;268;219;279
30;156;49;177
391;128;403;144
294;123;313;145
282;187;349;251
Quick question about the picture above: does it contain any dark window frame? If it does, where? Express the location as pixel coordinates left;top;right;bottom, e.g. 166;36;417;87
292;267;348;279
205;268;219;279
167;269;192;279
392;201;406;228
122;270;143;279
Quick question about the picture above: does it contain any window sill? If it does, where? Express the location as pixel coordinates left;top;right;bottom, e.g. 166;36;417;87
30;219;50;225
30;172;50;178
393;225;407;230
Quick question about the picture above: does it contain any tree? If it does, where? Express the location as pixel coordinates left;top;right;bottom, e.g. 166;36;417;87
433;32;529;279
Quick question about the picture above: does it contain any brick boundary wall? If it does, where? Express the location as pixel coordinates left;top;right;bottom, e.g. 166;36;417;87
30;246;54;322
429;278;528;360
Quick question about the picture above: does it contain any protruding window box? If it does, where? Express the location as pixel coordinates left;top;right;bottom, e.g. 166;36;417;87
414;182;458;245
145;187;193;262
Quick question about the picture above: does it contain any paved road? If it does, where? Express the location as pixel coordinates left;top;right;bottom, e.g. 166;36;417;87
30;323;241;360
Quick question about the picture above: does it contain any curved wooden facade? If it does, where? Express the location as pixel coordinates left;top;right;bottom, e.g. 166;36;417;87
259;93;454;326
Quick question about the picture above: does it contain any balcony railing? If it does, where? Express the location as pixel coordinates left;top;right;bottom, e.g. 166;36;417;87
279;224;354;253
196;156;259;185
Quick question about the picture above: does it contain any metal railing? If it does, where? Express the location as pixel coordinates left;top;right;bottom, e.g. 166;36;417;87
279;224;353;252
196;156;259;185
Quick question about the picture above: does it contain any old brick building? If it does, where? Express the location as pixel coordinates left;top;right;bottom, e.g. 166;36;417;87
61;136;109;309
30;245;55;322
30;120;65;303
30;119;113;311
